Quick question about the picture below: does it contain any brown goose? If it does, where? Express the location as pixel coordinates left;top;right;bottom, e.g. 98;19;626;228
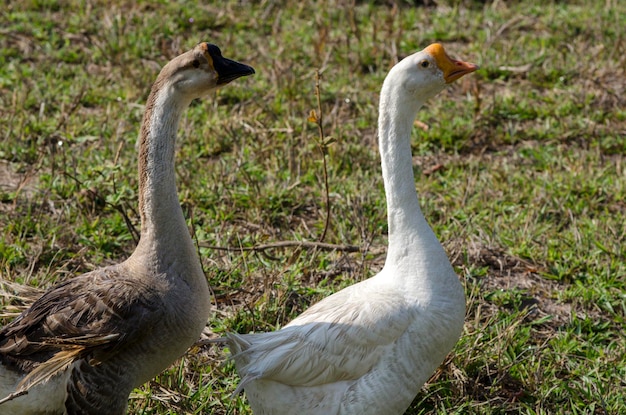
0;43;254;414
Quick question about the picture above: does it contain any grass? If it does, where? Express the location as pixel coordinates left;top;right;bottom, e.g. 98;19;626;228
1;0;625;413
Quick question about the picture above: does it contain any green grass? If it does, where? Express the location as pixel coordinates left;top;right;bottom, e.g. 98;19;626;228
1;0;625;414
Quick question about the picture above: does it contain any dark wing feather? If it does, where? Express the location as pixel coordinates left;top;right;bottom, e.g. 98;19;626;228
0;264;164;394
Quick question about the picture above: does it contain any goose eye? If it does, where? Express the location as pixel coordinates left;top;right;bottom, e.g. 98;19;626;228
420;60;430;68
192;59;200;68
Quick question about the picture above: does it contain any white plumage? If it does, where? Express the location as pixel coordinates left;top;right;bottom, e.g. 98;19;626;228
226;43;478;415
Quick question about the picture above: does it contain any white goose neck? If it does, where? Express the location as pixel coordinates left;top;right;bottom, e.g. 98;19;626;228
378;79;447;270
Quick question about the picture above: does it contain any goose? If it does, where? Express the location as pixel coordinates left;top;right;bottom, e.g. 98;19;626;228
0;43;254;414
224;43;477;415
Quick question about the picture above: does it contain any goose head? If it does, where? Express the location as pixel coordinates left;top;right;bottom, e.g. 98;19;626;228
156;42;255;100
384;43;478;105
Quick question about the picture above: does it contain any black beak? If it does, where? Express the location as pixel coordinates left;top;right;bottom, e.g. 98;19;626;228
215;57;255;85
204;43;255;85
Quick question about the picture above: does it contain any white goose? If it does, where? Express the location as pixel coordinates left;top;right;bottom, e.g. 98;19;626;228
0;43;254;414
225;43;477;414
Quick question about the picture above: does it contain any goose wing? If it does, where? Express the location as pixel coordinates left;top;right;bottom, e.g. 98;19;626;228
229;282;411;390
0;265;163;396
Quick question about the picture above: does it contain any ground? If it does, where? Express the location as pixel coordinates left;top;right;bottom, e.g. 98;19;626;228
0;0;624;414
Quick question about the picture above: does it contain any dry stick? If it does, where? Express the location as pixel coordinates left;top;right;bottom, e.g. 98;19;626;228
54;84;87;133
190;205;219;307
39;85;89;202
201;73;341;257
62;171;140;244
198;240;360;253
312;69;332;243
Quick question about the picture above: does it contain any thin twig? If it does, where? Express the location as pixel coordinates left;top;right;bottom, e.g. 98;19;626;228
312;69;332;243
190;206;218;308
54;83;88;133
198;240;361;253
62;172;140;244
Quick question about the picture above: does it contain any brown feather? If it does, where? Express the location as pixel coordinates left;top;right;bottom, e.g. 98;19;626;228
17;347;83;392
0;265;163;375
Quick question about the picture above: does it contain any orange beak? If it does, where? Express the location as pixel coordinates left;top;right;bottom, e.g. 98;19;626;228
424;43;479;84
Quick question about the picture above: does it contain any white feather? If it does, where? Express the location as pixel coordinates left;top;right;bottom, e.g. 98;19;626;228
226;43;478;415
